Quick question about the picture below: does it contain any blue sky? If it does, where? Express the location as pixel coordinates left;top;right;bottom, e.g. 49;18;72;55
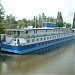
1;0;75;23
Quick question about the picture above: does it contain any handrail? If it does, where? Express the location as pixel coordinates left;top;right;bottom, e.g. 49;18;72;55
8;38;14;44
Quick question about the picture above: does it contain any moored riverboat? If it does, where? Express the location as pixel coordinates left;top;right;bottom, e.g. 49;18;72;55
1;22;75;54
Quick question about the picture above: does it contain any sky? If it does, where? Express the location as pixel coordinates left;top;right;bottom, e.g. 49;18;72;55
1;0;75;23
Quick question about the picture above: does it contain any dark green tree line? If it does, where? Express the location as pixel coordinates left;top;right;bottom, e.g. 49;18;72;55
1;10;73;30
72;12;75;28
56;11;63;27
2;14;17;29
0;2;5;33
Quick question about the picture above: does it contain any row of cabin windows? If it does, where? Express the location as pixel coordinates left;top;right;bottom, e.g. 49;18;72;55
7;31;28;35
27;34;67;43
26;37;69;48
7;31;68;37
6;31;20;35
26;36;72;49
26;30;61;35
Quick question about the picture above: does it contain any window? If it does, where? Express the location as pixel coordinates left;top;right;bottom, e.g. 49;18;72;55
36;30;37;34
26;30;28;34
57;35;58;38
14;38;16;41
40;38;42;41
44;37;46;40
37;38;39;41
32;39;34;42
18;31;20;35
53;36;54;38
47;37;49;39
34;30;35;34
27;40;30;43
55;36;56;38
50;37;51;39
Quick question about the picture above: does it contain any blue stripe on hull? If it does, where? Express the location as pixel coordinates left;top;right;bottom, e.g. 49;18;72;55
1;35;75;54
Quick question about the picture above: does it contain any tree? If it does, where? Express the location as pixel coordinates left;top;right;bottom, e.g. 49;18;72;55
38;14;42;27
72;12;75;28
0;1;5;33
34;16;39;28
57;12;63;21
17;19;25;28
55;19;63;27
39;14;42;22
3;14;17;29
50;17;54;22
56;11;63;27
22;18;27;27
30;19;34;27
63;22;71;28
42;13;46;22
66;23;71;28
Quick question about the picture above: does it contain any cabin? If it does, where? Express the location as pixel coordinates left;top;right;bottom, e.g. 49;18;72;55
0;34;5;43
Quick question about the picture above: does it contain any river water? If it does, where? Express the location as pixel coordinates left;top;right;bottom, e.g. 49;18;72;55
0;41;75;75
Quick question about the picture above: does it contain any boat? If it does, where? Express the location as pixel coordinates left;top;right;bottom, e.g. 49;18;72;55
1;22;75;54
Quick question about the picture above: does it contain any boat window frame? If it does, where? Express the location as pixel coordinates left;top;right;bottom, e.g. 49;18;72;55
32;39;34;42
27;39;30;43
18;31;20;35
26;30;28;34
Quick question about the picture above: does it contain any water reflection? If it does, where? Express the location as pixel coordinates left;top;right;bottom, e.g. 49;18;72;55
1;62;8;73
0;40;75;74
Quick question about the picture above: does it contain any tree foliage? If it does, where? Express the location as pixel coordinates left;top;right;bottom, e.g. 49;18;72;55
63;22;71;28
56;11;63;27
15;12;71;28
72;12;75;28
2;14;17;29
1;11;72;29
0;3;5;33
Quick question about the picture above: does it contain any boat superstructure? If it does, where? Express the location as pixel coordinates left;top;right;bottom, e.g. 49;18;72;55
0;34;5;46
1;22;75;54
